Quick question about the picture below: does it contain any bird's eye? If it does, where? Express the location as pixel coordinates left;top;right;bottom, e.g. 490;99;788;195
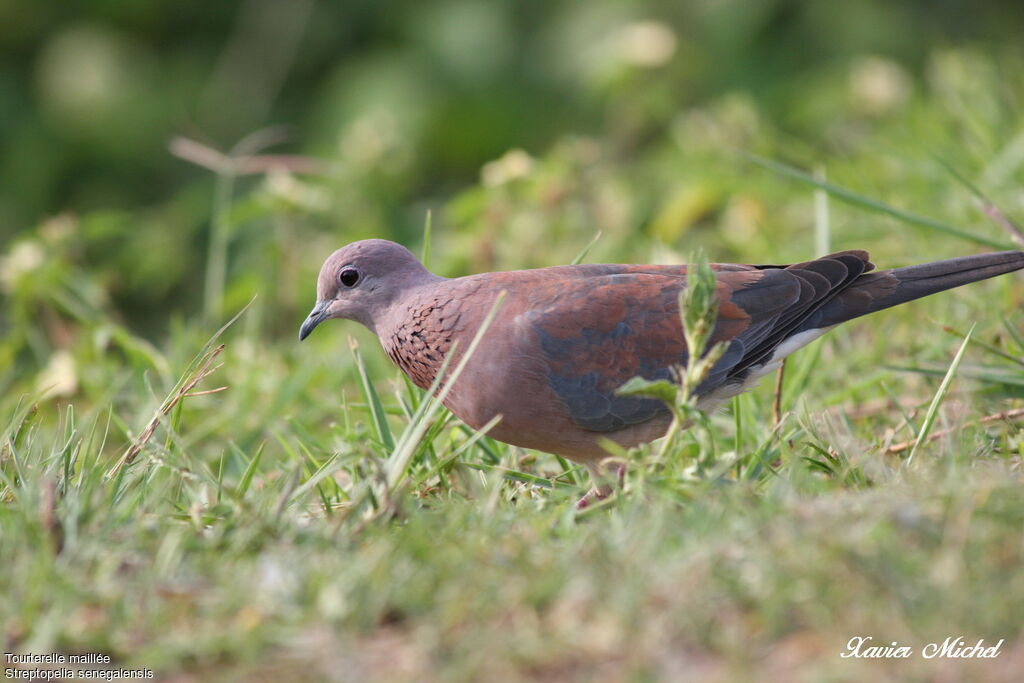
339;268;360;287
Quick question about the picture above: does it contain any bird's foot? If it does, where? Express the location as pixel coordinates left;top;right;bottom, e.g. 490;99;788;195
575;484;613;510
575;461;627;509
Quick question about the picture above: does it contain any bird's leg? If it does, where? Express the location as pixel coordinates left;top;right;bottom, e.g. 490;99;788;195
575;460;627;509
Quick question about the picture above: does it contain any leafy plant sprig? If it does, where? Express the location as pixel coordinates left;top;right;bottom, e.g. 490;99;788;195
617;252;729;474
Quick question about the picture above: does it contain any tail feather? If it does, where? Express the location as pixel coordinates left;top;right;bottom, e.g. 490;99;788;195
803;251;1024;330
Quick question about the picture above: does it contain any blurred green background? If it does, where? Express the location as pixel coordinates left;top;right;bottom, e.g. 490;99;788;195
5;4;1024;678
3;0;1024;386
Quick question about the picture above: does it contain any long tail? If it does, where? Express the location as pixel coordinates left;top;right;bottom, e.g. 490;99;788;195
806;250;1024;329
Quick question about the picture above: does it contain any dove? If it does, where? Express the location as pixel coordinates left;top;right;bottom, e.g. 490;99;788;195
300;239;1023;501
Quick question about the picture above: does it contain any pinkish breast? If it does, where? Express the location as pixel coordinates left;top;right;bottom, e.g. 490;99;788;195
382;293;467;391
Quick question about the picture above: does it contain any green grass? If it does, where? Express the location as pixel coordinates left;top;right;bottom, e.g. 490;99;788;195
3;48;1024;681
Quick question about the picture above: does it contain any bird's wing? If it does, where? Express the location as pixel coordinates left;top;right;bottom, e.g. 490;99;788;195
524;251;872;432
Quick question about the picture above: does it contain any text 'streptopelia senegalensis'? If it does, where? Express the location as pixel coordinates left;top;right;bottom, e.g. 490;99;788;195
300;240;1024;495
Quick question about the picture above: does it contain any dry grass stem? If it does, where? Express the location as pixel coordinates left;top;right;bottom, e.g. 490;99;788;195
169;136;327;176
107;344;227;476
979;200;1024;248
885;407;1024;454
772;359;786;426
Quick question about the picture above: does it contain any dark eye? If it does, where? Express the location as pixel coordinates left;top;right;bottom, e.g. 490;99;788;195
339;268;360;287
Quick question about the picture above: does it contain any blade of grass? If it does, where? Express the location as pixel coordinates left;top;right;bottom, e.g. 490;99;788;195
287;452;341;509
421;209;433;269
350;338;395;451
461;462;578;490
888;364;1024;388
907;326;974;464
731;396;742;464
934;155;1024;247
386;292;507;490
571;231;603;265
878;381;920;436
553;454;581;486
417;414;503;486
1003;318;1024;354
814;165;830;256
942;325;1024;368
745;154;1015;250
455;426;502;465
233;441;264;497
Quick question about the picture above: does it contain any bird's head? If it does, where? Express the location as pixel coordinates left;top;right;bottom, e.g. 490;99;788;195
299;239;437;340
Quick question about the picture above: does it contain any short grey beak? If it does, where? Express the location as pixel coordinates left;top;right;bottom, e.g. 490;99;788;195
299;301;329;341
